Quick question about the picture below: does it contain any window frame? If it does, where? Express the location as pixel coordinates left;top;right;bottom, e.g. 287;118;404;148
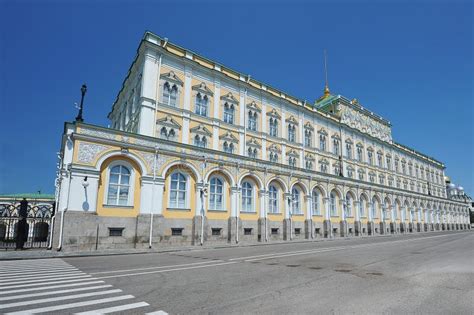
168;171;190;209
104;161;136;207
208;176;226;211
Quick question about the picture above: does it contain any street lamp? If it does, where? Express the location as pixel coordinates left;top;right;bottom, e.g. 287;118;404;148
75;84;87;122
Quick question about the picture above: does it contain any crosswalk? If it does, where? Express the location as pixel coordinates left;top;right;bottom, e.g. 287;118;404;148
0;258;162;314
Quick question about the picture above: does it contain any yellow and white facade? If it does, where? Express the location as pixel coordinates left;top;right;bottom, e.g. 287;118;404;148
53;31;471;251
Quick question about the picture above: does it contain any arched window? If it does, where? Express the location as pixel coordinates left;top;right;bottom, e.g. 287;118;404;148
359;197;366;217
169;172;187;208
163;82;178;107
289;157;297;168
248;111;257;131
269;118;278;137
168;129;176;139
333;138;340;155
305;160;313;170
241;181;253;212
268;185;278;213
247;147;257;158
195;93;208;116
367;150;373;165
319;134;326;151
269;152;278;163
288;124;296;142
107;165;131;206
346;143;352;159
209;177;224;210
160;127;168;139
312;189;320;215
345;193;352;217
223;141;234;154
223;103;234;124
371;198;378;219
305;130;312;147
330;192;337;216
291;188;301;214
194;135;207;148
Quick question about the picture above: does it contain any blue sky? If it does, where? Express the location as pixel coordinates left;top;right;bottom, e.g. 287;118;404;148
0;0;472;196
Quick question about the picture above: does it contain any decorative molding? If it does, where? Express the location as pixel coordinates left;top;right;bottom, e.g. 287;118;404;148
77;142;111;164
80;129;116;140
267;108;281;119
341;105;392;142
157;115;182;130
220;92;238;104
246;100;261;112
219;131;238;143
190;124;212;136
192;82;214;96
160;71;184;86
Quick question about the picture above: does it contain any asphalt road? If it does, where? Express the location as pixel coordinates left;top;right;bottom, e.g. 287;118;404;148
1;231;473;314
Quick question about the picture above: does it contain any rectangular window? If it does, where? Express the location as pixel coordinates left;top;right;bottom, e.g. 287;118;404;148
108;227;124;237
271;228;279;235
294;228;301;235
315;228;321;235
244;228;252;235
211;228;222;236
171;228;184;236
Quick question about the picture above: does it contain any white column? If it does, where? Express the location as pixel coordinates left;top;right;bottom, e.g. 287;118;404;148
139;50;160;137
230;187;238;217
239;132;245;155
183;66;192;111
212;125;219;150
324;197;330;221
261;100;267;134
259;190;266;219
341;200;346;221
195;182;204;216
354;201;360;221
281;111;286;139
368;202;373;221
284;193;291;219
261;138;267;160
213;79;220;119
305;196;312;220
182;116;190;145
239;89;245;127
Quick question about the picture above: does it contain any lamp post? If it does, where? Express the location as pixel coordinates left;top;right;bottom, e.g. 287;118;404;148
75;84;87;122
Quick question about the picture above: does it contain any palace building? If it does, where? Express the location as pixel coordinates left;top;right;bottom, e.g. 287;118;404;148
52;31;471;251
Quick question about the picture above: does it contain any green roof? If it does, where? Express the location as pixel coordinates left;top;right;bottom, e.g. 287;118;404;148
0;193;55;200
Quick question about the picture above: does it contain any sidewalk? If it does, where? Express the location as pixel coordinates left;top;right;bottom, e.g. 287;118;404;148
0;230;464;260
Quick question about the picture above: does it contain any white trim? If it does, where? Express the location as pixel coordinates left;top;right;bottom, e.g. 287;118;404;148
208;175;227;211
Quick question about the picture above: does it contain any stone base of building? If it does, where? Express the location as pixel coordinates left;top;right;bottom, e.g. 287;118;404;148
423;223;428;232
379;222;386;235
435;223;440;231
368;221;375;235
354;221;362;236
340;220;348;237
323;220;332;238
416;223;422;232
400;222;406;233
305;219;313;239
283;219;291;241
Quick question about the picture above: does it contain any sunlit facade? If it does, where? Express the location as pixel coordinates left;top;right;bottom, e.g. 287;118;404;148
53;31;471;250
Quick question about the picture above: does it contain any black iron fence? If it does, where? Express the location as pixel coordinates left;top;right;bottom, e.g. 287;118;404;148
0;202;54;249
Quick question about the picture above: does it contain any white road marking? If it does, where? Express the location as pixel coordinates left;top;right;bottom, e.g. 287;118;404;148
0;266;78;275
146;311;169;315
245;247;347;262
5;295;135;315
0;284;113;301
74;301;150;314
90;260;224;275
227;232;460;261
0;271;86;282
0;274;92;286
0;289;122;309
97;261;238;279
2;280;106;294
0;277;98;290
